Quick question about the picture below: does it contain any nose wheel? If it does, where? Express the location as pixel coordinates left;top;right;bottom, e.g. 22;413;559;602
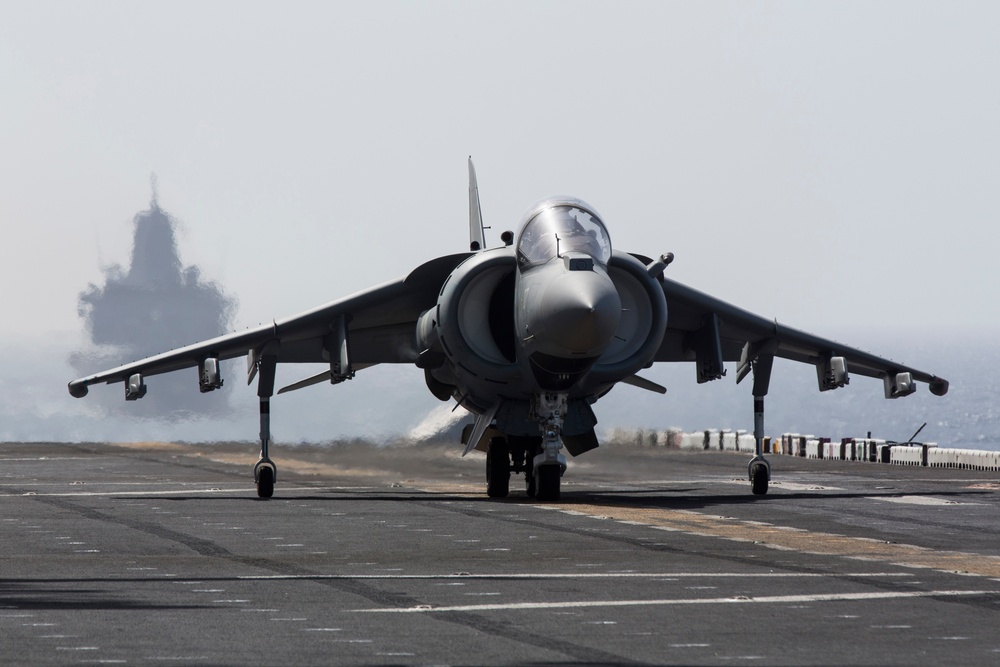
534;464;561;501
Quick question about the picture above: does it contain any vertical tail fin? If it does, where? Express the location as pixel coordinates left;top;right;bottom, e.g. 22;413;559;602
468;157;486;251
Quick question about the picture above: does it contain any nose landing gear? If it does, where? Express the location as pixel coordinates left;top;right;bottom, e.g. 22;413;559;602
530;393;568;501
484;392;567;502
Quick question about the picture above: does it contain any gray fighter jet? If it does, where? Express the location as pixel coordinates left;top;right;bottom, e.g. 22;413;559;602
68;160;949;500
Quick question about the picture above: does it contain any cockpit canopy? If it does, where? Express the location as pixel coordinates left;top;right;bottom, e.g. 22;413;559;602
516;198;612;267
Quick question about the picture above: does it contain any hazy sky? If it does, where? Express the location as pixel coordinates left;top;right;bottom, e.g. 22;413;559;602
1;2;997;442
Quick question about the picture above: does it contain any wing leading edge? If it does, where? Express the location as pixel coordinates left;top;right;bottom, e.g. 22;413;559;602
68;252;472;398
653;273;949;397
639;257;947;496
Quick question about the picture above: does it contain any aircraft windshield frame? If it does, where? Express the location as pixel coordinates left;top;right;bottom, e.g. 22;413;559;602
517;205;612;267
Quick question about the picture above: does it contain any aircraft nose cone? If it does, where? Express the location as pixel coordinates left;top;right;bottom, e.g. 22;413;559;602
538;271;621;355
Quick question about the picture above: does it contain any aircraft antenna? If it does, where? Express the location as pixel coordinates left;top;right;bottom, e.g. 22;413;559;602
906;422;927;444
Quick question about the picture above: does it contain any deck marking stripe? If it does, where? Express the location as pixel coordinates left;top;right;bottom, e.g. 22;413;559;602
230;572;911;581
386;479;1000;580
353;589;998;613
870;496;986;506
544;501;1000;579
2;486;350;498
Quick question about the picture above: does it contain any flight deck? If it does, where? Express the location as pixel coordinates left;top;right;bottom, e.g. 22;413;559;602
2;440;999;666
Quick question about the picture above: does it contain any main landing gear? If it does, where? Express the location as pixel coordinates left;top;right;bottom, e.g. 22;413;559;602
485;435;562;500
485;435;537;499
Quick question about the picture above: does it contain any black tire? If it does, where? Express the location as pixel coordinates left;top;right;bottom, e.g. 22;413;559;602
486;437;510;498
257;467;275;499
750;464;768;496
522;437;541;497
535;464;560;502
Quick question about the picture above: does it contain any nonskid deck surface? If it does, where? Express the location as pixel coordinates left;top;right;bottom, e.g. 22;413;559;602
2;440;999;666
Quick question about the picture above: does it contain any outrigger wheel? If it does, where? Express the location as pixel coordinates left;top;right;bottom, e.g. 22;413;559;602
255;461;275;499
749;459;769;496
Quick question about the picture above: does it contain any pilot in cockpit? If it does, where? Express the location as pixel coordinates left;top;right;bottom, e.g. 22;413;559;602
517;203;612;267
566;221;605;259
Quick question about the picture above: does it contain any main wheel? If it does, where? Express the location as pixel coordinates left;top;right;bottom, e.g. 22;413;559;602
486;437;510;498
535;465;560;502
257;466;275;499
750;464;768;496
522;437;541;498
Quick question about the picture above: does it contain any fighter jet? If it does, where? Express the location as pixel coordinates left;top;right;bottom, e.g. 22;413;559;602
68;160;949;500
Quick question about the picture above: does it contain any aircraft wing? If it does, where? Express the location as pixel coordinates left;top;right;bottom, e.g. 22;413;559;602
68;253;472;398
654;274;949;396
